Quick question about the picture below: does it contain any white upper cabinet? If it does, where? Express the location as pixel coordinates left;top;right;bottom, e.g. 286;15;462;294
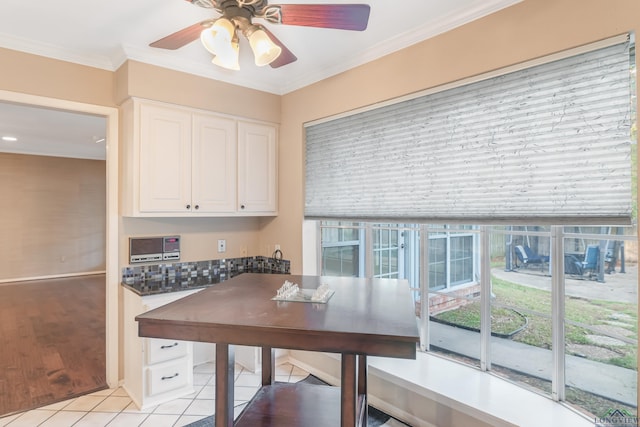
192;113;237;213
121;98;277;217
138;102;192;213
238;121;278;214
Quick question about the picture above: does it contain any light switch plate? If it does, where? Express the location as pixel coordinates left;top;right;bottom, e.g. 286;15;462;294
218;239;226;253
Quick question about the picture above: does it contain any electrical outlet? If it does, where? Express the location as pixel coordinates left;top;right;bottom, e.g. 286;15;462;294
275;244;281;251
240;246;247;256
218;239;226;253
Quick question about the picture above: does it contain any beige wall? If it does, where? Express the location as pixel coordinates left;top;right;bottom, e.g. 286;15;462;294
0;48;115;107
270;0;640;274
115;60;280;124
119;217;262;266
0;154;106;281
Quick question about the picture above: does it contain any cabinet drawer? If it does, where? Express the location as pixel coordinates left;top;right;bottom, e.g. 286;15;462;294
146;358;189;396
146;338;188;365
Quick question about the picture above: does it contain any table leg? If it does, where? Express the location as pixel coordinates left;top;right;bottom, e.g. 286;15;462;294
261;346;274;386
215;344;235;427
341;353;357;427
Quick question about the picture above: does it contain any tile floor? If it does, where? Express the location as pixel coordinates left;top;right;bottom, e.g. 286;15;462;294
0;362;309;427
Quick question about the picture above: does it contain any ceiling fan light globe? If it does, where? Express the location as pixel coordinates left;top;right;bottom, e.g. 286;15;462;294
212;40;240;70
200;18;235;55
248;29;282;66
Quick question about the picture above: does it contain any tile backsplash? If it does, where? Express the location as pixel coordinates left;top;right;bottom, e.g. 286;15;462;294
121;256;290;296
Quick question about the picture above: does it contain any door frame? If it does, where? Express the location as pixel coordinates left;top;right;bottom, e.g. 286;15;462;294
0;90;119;388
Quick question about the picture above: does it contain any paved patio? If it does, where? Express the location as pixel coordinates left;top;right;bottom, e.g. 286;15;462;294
492;265;638;304
430;321;637;406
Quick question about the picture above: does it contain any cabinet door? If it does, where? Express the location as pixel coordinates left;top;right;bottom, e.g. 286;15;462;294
237;121;278;214
192;114;237;213
139;103;192;213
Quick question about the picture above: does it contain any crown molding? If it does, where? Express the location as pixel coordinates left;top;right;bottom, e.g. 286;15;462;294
0;0;522;95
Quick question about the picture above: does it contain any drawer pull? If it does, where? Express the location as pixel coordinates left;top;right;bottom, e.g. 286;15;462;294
160;342;179;349
161;373;180;381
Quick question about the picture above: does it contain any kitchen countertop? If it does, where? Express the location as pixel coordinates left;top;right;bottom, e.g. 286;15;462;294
122;271;242;296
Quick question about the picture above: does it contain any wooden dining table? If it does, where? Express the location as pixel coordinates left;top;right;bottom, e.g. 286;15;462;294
135;273;420;427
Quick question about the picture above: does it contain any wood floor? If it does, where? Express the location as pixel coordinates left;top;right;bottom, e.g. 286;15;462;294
0;274;106;416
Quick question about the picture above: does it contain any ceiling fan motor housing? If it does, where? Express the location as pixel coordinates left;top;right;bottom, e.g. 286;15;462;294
213;0;269;16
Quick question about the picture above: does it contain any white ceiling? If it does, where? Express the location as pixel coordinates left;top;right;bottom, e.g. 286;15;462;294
0;103;107;160
0;0;521;159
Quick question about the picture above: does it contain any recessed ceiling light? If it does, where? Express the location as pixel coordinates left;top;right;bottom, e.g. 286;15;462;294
1;136;17;142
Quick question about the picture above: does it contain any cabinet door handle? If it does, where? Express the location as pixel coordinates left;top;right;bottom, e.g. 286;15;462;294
160;342;179;349
240;204;245;210
194;205;200;210
186;204;191;210
161;373;179;381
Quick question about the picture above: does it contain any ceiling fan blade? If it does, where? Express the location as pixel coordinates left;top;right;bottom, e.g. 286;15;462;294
278;4;370;31
149;21;212;50
261;27;298;68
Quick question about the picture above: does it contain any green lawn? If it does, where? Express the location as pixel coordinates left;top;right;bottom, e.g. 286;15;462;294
434;302;527;336
433;275;638;370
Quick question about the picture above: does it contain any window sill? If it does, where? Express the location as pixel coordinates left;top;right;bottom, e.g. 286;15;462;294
368;351;593;427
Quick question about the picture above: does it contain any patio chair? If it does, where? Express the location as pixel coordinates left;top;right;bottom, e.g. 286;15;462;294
564;253;584;276
581;245;600;279
514;245;549;270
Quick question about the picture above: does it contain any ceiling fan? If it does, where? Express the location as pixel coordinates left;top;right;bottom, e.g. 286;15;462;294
149;0;371;70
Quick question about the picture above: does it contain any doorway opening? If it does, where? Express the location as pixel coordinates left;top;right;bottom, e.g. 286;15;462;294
0;91;119;416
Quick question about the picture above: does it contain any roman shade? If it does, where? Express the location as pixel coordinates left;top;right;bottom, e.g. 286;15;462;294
305;39;632;224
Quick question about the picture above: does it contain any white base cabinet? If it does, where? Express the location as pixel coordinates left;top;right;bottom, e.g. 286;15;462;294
123;288;208;410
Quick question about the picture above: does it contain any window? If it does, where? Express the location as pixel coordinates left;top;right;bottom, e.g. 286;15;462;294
321;223;476;292
320;221;363;277
429;229;476;290
316;222;638;418
373;225;401;279
307;36;636;421
428;236;447;291
450;235;473;285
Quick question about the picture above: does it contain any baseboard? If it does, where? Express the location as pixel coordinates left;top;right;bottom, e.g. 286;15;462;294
285;352;341;386
0;271;106;284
